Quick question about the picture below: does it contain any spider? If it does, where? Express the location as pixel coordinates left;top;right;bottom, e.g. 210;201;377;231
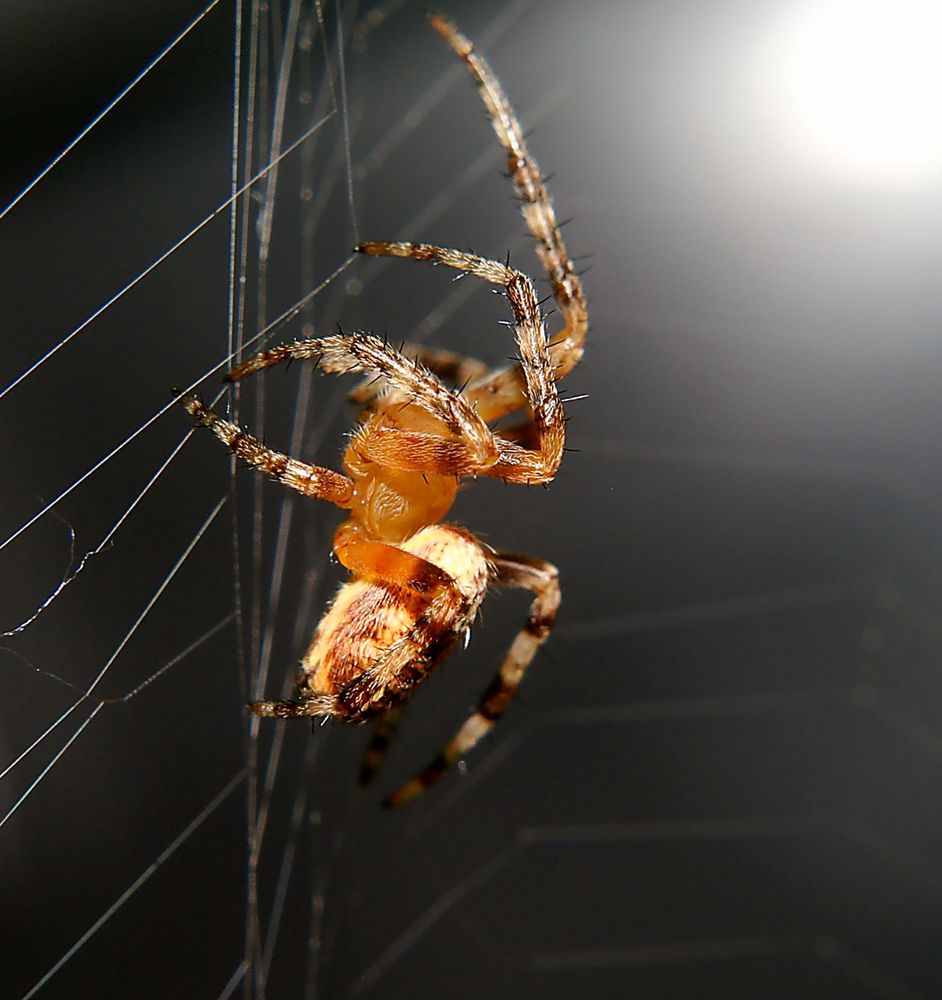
179;11;588;807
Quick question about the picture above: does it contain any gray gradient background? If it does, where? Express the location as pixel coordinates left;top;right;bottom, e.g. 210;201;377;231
2;1;941;997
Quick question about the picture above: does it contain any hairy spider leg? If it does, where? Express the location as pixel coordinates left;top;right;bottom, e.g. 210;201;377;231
179;394;353;504
355;241;565;483
225;331;525;483
384;552;560;808
225;333;498;469
226;303;562;484
428;12;589;408
349;343;490;406
350;343;543;453
358;706;402;785
349;7;589;426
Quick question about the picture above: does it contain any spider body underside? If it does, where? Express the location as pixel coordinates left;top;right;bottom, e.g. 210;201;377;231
181;12;587;807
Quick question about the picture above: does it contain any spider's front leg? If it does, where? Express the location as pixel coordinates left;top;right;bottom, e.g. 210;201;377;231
226;328;519;480
428;10;589;379
349;343;490;406
356;242;565;484
384;551;560;808
225;332;501;475
178;394;353;504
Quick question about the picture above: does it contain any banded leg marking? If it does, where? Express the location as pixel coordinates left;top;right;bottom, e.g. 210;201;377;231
179;394;353;505
384;551;559;808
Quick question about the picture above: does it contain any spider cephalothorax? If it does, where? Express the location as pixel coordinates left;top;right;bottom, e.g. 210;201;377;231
180;12;587;807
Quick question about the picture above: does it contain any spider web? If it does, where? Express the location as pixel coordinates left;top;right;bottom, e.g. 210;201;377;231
3;1;942;998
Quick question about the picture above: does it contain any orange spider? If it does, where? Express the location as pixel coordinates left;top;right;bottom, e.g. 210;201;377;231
179;11;588;807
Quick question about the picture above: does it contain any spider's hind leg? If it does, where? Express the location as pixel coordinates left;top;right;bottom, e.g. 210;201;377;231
249;693;336;718
383;552;560;808
358;708;402;785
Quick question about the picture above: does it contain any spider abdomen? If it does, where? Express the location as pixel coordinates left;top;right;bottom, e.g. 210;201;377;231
299;524;490;720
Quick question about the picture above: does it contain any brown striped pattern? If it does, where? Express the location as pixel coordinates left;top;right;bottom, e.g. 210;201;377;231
357;241;515;285
277;525;490;723
384;551;560;808
358;708;402;785
249;692;336;718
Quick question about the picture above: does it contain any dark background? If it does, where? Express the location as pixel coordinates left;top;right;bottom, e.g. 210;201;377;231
2;1;941;997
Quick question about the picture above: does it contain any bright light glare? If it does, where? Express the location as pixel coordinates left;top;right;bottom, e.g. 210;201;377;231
761;0;942;184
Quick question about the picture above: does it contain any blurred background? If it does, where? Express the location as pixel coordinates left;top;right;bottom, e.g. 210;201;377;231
2;1;941;997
